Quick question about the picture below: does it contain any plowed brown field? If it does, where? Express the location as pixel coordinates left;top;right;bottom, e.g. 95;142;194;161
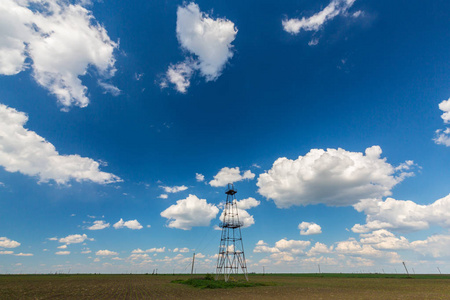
1;274;449;299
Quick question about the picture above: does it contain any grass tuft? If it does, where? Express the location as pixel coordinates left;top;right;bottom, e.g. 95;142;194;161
172;275;270;289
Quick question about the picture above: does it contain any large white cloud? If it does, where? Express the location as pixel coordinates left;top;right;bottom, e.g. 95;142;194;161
160;194;219;230
0;237;20;248
0;104;121;184
283;0;356;35
434;98;450;146
257;146;414;208
161;2;237;93
352;193;450;233
209;167;255;187
0;0;118;108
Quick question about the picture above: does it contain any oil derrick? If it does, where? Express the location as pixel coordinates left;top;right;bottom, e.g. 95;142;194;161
215;183;248;281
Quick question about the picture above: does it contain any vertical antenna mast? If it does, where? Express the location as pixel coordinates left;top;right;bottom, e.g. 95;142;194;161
215;183;248;281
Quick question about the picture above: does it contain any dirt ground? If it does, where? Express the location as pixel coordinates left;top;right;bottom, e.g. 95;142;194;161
1;274;450;299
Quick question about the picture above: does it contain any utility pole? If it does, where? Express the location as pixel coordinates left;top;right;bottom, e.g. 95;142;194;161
263;266;265;276
318;264;321;274
191;253;195;275
402;262;409;276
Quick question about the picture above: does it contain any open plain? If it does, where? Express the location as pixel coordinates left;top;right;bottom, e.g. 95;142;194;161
1;274;450;299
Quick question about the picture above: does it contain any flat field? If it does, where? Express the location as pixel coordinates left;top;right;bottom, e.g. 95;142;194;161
1;273;450;299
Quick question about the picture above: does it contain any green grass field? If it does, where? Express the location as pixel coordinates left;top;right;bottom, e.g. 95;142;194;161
1;273;450;299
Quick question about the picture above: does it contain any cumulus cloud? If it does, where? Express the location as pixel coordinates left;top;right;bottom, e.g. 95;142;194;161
352;193;450;233
0;104;121;184
218;197;260;228
283;0;356;35
173;247;189;253
55;251;70;255
254;239;310;256
59;234;92;245
410;235;450;258
160;194;219;230
161;2;237;93
335;238;400;263
298;222;322;235
0;237;21;248
0;0;118;108
306;242;332;256
113;218;143;230
359;230;410;250
132;247;165;254
196;173;205;182
96;249;118;256
209;167;255;187
158;194;168;199
0;251;14;255
257;146;414;208
87;220;110;230
160;185;188;193
438;98;450;123
434;98;450;146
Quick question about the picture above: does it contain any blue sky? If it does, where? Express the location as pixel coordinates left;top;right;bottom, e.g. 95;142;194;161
0;0;449;274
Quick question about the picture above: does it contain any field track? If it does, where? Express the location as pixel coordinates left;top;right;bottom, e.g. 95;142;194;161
1;274;450;299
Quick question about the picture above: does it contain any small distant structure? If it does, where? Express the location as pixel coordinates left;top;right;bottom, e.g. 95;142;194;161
215;183;248;281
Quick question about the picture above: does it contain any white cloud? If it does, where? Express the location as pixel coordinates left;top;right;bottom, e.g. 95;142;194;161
132;247;165;254
87;220;110;230
254;239;310;256
283;0;356;34
0;237;20;248
209;167;255;187
359;230;410;250
196;173;205;182
306;242;332;256
48;237;58;241
218;197;260;228
0;251;14;255
434;128;450;146
0;0;118;108
173;247;189;253
410;235;450;258
15;252;33;256
257;146;414;208
55;251;70;255
57;245;67;249
113;218;143;230
81;250;91;254
160;185;188;193
158;194;168;199
335;238;400;263
236;197;260;210
162;2;237;93
161;61;194;93
352;193;450;233
59;234;92;244
160;194;219;230
434;98;450;146
0;104;121;184
96;249;118;256
298;222;322;235
438;98;450;123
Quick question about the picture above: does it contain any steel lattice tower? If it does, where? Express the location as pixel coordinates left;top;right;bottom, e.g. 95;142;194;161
215;183;248;281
